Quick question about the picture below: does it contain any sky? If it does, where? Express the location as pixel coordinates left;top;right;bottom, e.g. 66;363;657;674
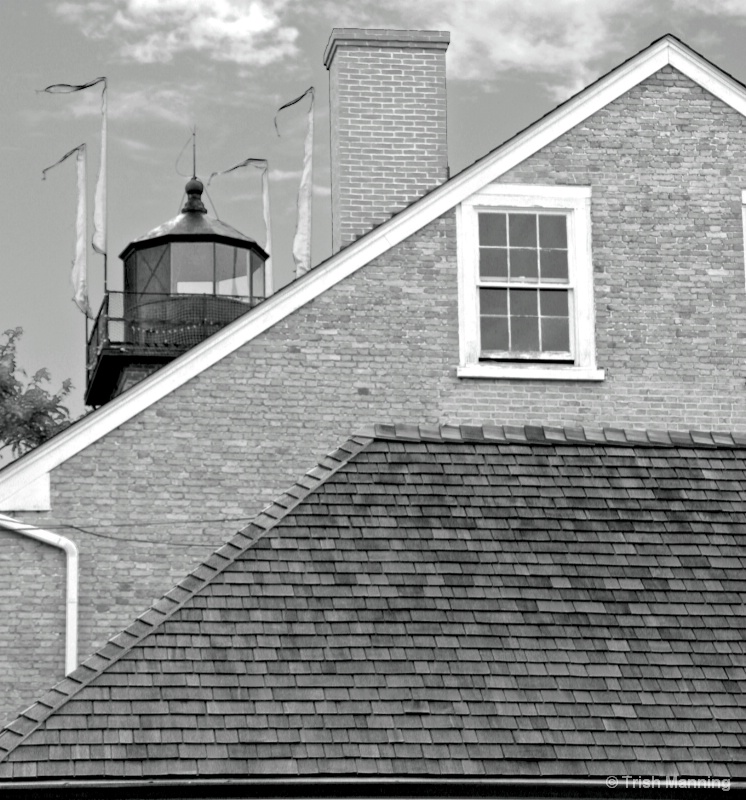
2;0;746;419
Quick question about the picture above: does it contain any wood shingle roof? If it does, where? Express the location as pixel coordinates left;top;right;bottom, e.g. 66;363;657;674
1;424;745;787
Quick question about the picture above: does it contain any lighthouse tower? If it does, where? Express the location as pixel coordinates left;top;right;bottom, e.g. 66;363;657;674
85;178;269;407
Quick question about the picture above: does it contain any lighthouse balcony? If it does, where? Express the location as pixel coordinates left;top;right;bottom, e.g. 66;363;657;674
85;290;261;406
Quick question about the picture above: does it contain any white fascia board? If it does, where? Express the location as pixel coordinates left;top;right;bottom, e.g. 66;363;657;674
667;39;746;117
0;473;50;511
1;37;744;503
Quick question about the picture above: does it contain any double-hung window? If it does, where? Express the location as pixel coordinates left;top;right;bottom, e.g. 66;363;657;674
457;184;603;380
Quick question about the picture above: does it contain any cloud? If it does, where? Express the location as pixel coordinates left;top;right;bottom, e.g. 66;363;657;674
110;86;195;124
53;0;735;106
671;0;746;14
311;0;650;99
433;0;645;87
206;169;304;198
270;168;302;181
55;0;299;65
115;136;155;153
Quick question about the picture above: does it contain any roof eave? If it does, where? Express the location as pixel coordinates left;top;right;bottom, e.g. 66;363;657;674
119;233;269;262
1;775;740;798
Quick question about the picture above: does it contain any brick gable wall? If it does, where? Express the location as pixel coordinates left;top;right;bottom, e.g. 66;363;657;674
3;66;746;724
440;65;746;423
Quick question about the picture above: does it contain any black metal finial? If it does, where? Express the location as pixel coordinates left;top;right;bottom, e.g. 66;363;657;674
182;176;207;213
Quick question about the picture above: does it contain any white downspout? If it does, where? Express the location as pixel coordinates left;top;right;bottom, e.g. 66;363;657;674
0;513;78;674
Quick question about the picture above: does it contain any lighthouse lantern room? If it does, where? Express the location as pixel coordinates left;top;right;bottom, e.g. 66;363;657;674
85;178;269;407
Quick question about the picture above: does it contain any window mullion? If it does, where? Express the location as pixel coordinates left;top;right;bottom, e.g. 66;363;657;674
506;287;512;352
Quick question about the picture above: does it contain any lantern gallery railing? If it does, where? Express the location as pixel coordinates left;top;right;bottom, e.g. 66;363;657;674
87;291;262;374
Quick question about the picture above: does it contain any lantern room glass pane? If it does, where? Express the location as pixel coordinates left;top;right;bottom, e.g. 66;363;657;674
171;242;214;294
250;253;265;302
124;254;137;294
215;244;249;297
135;244;170;296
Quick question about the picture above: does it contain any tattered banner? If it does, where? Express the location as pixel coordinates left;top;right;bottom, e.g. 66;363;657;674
41;77;107;256
276;87;314;278
42;144;92;318
207;157;274;297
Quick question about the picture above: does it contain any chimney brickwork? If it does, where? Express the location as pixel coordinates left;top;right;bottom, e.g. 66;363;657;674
324;29;450;252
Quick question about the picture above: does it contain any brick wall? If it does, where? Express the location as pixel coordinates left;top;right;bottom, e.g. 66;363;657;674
0;533;65;725
325;29;449;252
4;66;746;719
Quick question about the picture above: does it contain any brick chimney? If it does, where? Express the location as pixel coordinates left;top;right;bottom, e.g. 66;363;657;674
324;29;450;252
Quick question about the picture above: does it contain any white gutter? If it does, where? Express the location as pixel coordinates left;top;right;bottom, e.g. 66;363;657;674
0;776;742;793
0;513;78;674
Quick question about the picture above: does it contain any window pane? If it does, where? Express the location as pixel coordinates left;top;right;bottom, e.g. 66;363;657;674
215;244;249;297
540;290;569;318
541;317;570;352
511;289;538;317
481;316;509;350
479;213;506;246
509;214;536;247
540;249;568;281
480;288;508;315
539;215;567;248
510;249;538;280
137;244;170;295
250;253;265;300
124;255;136;294
171;242;214;294
511;316;540;351
480;248;508;279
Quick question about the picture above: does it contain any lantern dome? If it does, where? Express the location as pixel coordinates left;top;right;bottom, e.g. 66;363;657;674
123;178;267;256
120;178;268;300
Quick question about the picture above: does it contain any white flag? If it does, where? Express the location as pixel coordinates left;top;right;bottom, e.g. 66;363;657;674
276;87;314;278
42;144;92;318
42;77;107;255
92;82;107;255
207;157;273;296
258;161;274;296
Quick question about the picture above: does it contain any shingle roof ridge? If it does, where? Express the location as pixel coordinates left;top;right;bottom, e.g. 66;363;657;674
362;423;740;448
0;433;374;764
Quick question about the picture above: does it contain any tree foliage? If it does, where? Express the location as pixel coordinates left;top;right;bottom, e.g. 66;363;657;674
0;327;73;457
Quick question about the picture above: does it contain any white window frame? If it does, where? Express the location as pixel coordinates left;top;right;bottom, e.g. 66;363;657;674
457;184;604;380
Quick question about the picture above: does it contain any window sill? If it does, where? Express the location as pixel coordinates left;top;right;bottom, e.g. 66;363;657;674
457;363;605;381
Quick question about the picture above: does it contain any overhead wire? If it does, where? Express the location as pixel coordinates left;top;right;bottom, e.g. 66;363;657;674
0;515;260;547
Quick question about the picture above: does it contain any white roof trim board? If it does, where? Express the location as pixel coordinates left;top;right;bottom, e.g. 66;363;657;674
0;473;50;511
1;35;744;504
